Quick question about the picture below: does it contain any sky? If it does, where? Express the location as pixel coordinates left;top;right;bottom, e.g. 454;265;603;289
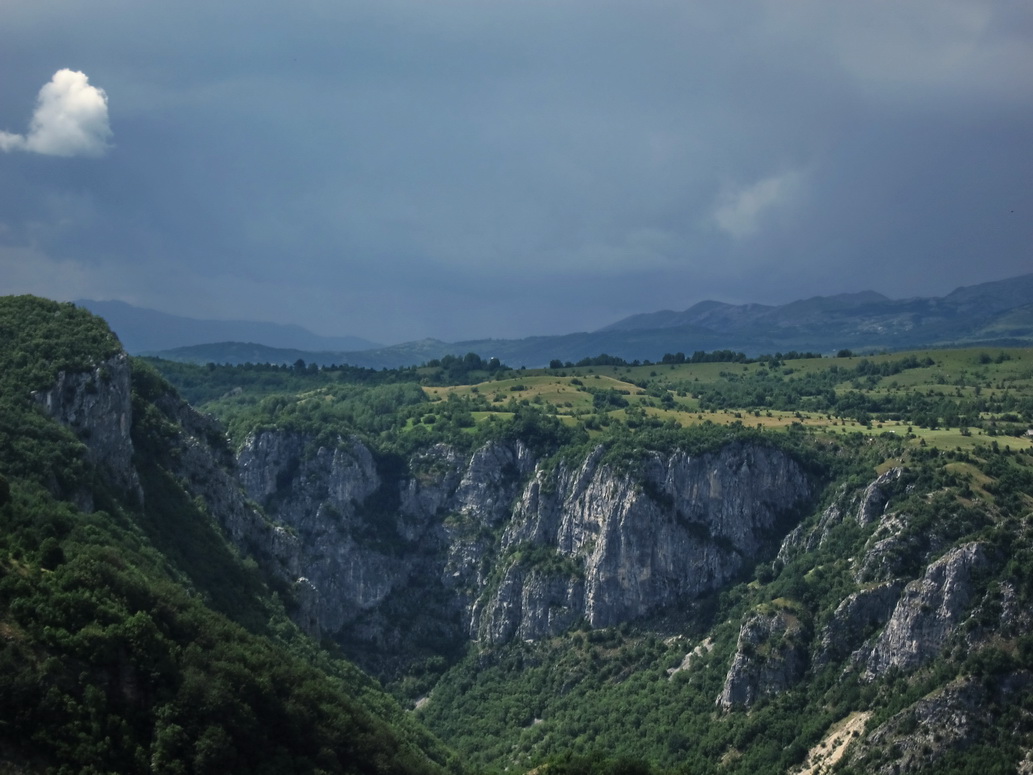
1;1;1031;345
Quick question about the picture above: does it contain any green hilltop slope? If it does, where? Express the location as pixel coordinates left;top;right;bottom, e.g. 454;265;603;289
0;296;456;775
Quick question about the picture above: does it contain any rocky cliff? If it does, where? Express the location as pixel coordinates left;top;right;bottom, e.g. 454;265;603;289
477;441;813;642
31;354;318;629
18;300;1033;773
34;347;1008;693
32;351;142;507
717;605;809;709
861;542;989;680
234;431;814;652
719;463;1006;712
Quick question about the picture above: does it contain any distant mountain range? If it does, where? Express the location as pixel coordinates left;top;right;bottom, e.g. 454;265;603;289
75;299;381;354
82;273;1033;369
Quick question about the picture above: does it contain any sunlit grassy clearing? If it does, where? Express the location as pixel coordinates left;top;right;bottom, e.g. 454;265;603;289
424;374;645;412
418;348;1033;453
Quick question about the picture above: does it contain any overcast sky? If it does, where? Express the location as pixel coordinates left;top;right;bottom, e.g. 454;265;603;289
1;1;1030;344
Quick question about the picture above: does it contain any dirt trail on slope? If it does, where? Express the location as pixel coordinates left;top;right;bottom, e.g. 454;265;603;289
795;711;870;775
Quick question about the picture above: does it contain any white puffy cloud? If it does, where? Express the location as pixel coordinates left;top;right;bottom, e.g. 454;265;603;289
0;69;112;157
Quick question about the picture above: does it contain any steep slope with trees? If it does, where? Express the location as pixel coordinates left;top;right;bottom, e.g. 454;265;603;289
0;296;455;774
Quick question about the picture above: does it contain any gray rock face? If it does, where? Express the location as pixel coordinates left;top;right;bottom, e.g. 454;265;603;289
31;352;313;625
239;431;419;636
147;392;285;549
478;442;812;641
856;467;903;526
133;391;313;627
863;542;988;679
474;561;586;644
815;581;904;667
843;673;1033;774
453;440;537;527
236;434;543;644
778;466;903;562
853;512;925;584
233;433;812;648
239;431;381;522
32;351;141;505
717;607;809;709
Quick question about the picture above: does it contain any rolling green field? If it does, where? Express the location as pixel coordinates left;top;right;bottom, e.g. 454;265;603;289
419;349;1033;453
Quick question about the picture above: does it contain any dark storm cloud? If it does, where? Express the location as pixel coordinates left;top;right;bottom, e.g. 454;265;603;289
0;0;1030;343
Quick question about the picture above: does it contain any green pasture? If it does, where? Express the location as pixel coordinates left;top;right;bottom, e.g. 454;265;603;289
419;348;1033;453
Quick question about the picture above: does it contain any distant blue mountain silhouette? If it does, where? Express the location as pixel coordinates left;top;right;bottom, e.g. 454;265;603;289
75;300;380;354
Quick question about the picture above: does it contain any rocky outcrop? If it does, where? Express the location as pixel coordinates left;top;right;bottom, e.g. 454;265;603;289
717;606;809;709
235;433;543;647
844;672;1033;774
26;350;314;628
33;350;815;656
815;581;904;667
239;431;420;637
855;467;903;526
778;466;904;562
31;350;816;659
238;431;381;524
147;393;272;541
32;351;141;506
474;558;586;644
863;542;989;679
853;512;928;584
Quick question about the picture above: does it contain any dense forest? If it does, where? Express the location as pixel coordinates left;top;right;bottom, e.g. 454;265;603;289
2;294;1033;773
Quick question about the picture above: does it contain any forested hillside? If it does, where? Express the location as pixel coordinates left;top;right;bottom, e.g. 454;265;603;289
0;296;456;774
3;294;1033;774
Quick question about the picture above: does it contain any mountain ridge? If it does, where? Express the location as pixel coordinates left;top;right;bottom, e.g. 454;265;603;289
139;273;1033;369
75;299;382;354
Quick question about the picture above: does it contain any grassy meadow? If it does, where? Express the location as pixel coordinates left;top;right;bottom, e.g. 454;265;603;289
419;348;1033;453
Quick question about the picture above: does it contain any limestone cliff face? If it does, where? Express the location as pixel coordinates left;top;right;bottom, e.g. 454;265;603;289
476;442;812;642
815;581;904;667
233;433;812;648
774;465;998;687
237;430;412;635
28;352;307;624
855;466;904;526
239;431;382;523
778;466;905;562
235;433;541;647
844;672;1033;774
145;391;298;568
32;351;141;506
862;542;988;679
